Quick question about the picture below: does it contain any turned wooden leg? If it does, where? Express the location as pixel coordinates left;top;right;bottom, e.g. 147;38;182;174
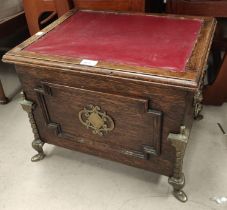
20;92;45;162
168;126;189;202
0;80;9;104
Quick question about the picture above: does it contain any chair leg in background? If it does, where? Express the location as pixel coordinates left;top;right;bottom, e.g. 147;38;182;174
0;80;9;104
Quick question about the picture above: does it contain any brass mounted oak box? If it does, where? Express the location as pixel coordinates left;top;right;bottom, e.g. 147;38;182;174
3;10;216;202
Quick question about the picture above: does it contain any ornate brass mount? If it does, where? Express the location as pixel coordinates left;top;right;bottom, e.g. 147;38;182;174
79;105;114;136
168;126;189;202
20;92;45;162
193;70;205;120
193;90;203;120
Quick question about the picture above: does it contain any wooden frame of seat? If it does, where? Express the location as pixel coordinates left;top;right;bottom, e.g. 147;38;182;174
23;0;74;35
23;0;145;36
75;0;145;12
166;0;227;17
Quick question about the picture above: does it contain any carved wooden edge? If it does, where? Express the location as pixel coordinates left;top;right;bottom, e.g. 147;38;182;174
20;92;45;162
186;18;217;76
2;10;216;91
168;126;189;202
9;56;200;91
195;32;216;119
193;18;217;120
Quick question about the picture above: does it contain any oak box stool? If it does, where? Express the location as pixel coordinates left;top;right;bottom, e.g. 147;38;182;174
3;10;216;202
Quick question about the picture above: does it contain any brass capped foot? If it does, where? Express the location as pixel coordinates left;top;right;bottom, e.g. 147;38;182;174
31;153;45;162
173;190;187;203
168;174;188;203
31;139;45;162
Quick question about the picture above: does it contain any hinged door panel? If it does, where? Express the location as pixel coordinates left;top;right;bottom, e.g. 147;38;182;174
35;82;162;159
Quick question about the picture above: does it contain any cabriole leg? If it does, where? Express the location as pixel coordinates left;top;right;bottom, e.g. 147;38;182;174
20;92;45;162
168;126;188;202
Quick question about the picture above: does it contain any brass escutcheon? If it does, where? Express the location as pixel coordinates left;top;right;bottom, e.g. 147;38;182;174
79;105;114;136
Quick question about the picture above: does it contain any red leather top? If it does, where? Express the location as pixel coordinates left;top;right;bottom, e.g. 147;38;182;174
25;11;202;72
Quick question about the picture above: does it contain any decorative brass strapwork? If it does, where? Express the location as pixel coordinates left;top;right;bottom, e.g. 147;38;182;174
168;126;189;203
79;105;114;136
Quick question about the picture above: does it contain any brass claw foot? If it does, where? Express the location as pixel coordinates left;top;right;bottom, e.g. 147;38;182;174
31;139;45;162
168;174;188;203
